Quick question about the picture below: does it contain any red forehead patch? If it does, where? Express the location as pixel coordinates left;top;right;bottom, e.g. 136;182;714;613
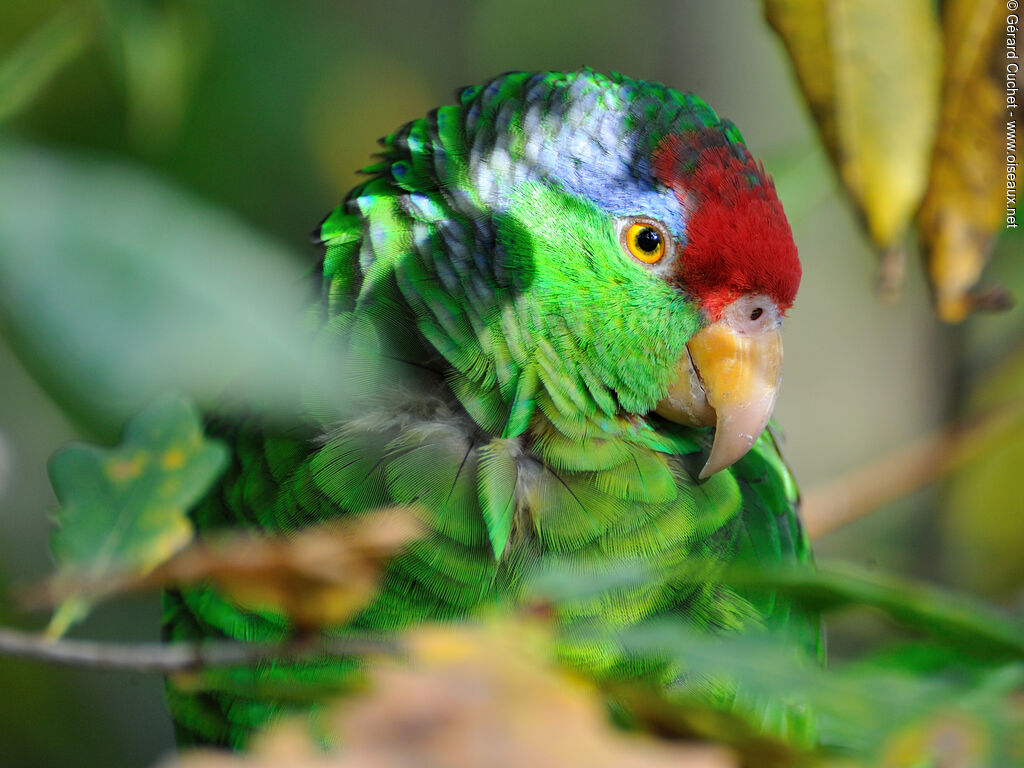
652;133;801;320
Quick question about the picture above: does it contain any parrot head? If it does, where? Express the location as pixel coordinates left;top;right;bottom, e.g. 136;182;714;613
645;129;801;477
453;73;801;477
327;72;801;479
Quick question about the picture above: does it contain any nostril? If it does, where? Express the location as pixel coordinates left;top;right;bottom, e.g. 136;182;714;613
750;307;763;321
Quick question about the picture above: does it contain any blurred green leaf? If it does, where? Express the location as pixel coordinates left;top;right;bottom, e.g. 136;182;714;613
0;142;344;434
0;5;95;125
614;620;1024;761
47;393;226;637
532;553;1024;762
527;557;657;605
531;556;1024;660
724;560;1024;660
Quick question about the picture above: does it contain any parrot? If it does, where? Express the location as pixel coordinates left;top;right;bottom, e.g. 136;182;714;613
163;69;819;750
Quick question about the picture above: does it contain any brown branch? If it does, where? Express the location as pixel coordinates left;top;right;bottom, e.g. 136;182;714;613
802;397;1024;539
0;626;395;673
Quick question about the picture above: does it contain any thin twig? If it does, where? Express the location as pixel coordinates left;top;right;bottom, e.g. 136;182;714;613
802;397;1024;539
0;626;395;673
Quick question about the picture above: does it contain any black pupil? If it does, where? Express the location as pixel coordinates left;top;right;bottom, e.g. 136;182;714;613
635;227;661;253
750;308;763;321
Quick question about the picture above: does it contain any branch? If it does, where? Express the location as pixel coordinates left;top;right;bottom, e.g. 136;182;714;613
802;396;1024;539
0;626;395;673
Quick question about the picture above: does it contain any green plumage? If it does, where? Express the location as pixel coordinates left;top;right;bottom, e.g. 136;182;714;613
164;69;819;749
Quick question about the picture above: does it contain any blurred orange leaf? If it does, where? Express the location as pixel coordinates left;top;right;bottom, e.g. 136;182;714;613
148;508;424;631
42;506;424;632
164;621;739;768
917;0;1014;322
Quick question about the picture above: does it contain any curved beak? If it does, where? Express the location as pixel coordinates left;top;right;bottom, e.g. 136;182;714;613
655;300;783;479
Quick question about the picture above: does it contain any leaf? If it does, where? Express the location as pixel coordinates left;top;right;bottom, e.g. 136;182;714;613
41;507;425;632
526;557;657;605
146;509;424;631
720;560;1024;660
764;0;942;275
165;620;740;768
614;620;1024;761
916;0;1015;322
535;554;1024;662
0;6;95;125
47;394;226;637
0;142;346;436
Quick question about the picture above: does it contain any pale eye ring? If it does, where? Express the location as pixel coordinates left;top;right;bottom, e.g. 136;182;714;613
621;219;671;265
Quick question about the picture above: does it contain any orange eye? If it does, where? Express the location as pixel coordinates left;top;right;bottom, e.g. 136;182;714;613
623;221;667;264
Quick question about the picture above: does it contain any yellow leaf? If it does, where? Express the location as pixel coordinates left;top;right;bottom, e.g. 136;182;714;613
165;620;739;768
917;0;1013;322
765;0;942;263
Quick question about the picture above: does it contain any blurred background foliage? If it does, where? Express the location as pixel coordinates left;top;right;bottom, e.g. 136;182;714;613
0;0;1022;766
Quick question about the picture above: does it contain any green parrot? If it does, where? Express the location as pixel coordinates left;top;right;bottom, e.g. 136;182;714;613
164;69;818;749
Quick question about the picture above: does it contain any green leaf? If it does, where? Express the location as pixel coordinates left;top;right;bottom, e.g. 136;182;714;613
0;6;95;125
535;555;1024;661
722;560;1024;660
0;142;346;435
526;558;657;604
613;620;1024;758
47;393;227;637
